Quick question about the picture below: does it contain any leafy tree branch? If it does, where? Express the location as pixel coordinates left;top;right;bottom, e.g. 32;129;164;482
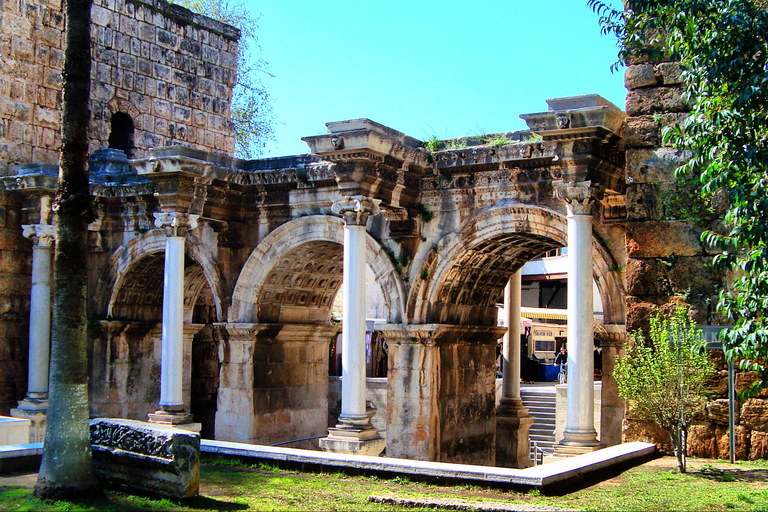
590;0;768;392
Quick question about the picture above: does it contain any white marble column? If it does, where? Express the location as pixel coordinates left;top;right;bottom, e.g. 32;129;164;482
149;212;200;430
555;181;601;453
320;196;385;456
501;270;523;405
496;269;534;468
11;224;56;442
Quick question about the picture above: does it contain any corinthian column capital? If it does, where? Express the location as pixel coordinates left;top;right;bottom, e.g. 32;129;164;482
554;180;603;216
22;224;56;247
153;212;199;237
331;195;381;226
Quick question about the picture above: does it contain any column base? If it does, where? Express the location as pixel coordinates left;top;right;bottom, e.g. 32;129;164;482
319;425;386;456
553;442;605;457
11;398;48;443
553;430;603;457
148;411;202;433
495;402;535;468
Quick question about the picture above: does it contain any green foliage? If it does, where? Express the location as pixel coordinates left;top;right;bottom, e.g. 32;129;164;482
295;168;309;184
414;203;434;223
615;308;714;473
174;0;275;158
422;136;444;152
590;0;768;390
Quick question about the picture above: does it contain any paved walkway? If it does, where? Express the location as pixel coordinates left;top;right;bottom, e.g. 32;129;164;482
200;440;655;489
1;439;655;491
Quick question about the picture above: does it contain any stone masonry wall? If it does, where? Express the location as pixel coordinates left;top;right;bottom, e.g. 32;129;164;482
622;53;768;460
0;0;238;171
0;194;30;415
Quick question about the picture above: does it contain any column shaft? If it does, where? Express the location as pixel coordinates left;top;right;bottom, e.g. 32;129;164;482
563;210;598;445
27;243;52;397
340;223;367;422
502;270;522;401
160;235;185;410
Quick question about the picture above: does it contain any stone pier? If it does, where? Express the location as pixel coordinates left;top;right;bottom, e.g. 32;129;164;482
379;324;505;465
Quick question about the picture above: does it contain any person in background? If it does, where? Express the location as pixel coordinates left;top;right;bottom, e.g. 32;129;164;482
555;345;567;367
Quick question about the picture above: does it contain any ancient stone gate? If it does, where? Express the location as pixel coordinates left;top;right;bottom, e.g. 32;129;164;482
0;0;678;466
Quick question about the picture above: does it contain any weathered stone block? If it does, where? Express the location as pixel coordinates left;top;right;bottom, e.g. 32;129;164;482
707;399;739;425
741;398;768;431
665;256;722;299
625;258;672;297
626;183;663;221
90;418;199;498
688;422;717;457
750;430;768;460
626;221;703;258
622;417;672;454
706;370;729;395
624;116;659;148
626;147;689;183
656;62;683;85
625;63;658;90
626;87;689;116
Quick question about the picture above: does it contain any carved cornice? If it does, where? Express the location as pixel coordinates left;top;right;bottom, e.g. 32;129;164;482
22;224;56;247
594;323;628;347
433;141;558;170
331;195;381;226
153;211;199;237
553;180;604;216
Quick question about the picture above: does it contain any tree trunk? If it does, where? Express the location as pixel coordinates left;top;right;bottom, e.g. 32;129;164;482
671;427;687;473
34;0;100;500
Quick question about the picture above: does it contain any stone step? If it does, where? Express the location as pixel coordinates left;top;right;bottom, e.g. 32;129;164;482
521;388;557;458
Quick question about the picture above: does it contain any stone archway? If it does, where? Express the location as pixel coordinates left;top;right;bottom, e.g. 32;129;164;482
408;202;625;326
384;202;626;463
229;215;406;324
89;229;226;437
94;230;227;322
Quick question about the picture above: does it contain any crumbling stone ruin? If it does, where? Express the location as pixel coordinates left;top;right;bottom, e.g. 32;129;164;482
0;0;766;463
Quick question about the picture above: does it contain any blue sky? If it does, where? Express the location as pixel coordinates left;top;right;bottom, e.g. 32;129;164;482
249;1;626;158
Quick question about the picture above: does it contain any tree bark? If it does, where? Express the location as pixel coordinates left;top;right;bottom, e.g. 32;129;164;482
34;0;100;500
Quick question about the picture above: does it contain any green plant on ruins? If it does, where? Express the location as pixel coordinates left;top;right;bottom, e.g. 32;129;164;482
591;0;768;394
615;307;714;473
174;0;275;158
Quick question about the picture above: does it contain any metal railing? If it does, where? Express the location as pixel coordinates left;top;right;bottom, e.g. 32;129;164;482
529;441;544;466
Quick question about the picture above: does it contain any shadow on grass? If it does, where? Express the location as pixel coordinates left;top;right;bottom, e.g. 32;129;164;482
696;466;768;483
1;485;248;511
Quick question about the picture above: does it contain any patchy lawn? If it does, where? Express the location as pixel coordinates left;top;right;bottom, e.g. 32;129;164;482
1;456;767;511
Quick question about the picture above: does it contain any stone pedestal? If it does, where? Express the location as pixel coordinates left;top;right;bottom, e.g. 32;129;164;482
9;405;46;443
379;324;505;465
496;399;535;468
598;325;627;447
147;411;201;433
0;416;31;445
320;408;387;456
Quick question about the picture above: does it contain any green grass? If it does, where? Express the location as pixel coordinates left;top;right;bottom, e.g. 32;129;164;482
2;457;768;511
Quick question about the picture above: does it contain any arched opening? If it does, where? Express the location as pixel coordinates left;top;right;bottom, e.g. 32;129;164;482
108;112;135;159
92;250;220;438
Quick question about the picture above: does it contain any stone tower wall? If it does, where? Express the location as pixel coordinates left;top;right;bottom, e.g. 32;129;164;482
0;0;238;171
622;54;768;460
